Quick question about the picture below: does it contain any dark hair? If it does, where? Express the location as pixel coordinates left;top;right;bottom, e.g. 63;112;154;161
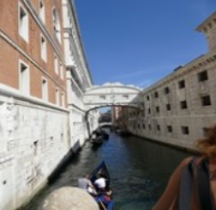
196;124;216;158
98;173;106;178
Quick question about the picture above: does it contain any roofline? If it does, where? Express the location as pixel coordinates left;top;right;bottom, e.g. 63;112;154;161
196;10;216;32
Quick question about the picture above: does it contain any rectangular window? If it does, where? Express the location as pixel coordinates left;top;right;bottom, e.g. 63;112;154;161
41;35;47;62
164;87;170;94
167;125;172;133
53;8;62;43
19;3;29;42
156;106;160;113
148;124;151;130
60;63;64;79
147;95;150;100
19;60;30;95
157;125;160;131
148;108;151;114
201;95;211;106
166;104;171;111
180;100;187;109
198;70;208;82
181;126;189;135
42;78;48;101
61;92;65;107
54;54;58;74
178;80;185;89
39;1;45;24
55;88;60;105
142;124;145;129
154;92;158;98
203;127;210;137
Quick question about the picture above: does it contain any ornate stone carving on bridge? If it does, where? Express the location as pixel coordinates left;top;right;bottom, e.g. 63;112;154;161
83;82;141;111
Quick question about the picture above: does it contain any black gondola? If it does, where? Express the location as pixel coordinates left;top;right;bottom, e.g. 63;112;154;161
89;161;114;210
90;135;104;146
89;161;110;186
102;131;109;140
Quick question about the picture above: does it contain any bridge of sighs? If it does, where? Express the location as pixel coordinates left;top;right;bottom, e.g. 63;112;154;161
83;82;142;113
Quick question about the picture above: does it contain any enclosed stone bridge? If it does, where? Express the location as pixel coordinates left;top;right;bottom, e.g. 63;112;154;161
83;82;141;112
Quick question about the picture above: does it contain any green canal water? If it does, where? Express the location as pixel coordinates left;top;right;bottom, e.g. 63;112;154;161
21;131;190;210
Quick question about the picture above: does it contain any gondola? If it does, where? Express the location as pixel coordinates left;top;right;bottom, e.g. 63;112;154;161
89;161;114;210
91;135;104;146
103;131;109;140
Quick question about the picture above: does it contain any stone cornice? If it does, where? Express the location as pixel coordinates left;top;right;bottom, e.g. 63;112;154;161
67;0;93;86
68;75;84;97
66;35;85;87
85;84;141;92
0;83;69;113
67;66;85;92
68;103;85;113
141;50;216;95
196;10;216;33
84;92;138;96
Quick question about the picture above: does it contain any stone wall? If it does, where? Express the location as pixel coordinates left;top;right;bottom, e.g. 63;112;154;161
122;51;216;151
0;86;71;210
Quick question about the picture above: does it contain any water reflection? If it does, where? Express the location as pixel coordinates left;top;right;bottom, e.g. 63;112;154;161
21;131;190;210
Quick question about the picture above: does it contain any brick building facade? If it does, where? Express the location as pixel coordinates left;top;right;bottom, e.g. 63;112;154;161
0;0;67;105
0;1;98;210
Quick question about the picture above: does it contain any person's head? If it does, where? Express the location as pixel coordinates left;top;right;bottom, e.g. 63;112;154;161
84;174;90;179
196;124;216;158
97;173;106;179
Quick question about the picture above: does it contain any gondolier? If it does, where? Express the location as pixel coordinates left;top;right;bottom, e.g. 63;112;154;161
78;174;97;195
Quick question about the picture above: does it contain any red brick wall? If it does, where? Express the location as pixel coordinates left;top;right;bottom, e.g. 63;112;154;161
0;0;67;106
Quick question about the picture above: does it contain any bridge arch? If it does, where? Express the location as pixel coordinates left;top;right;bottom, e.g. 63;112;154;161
83;83;142;137
85;104;143;116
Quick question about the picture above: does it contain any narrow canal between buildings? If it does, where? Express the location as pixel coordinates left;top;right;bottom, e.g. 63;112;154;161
21;129;190;210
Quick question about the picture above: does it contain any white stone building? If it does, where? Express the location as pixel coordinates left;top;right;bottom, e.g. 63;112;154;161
62;0;99;151
120;10;216;151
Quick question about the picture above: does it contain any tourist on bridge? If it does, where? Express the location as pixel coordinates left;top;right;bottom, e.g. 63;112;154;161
152;124;216;210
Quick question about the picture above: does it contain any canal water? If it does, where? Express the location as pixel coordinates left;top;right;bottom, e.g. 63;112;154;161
21;130;190;210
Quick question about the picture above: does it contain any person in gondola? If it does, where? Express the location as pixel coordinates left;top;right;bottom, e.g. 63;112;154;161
94;173;107;192
77;174;97;196
95;187;114;210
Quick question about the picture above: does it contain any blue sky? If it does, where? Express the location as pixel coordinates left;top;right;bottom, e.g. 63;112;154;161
74;0;216;89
